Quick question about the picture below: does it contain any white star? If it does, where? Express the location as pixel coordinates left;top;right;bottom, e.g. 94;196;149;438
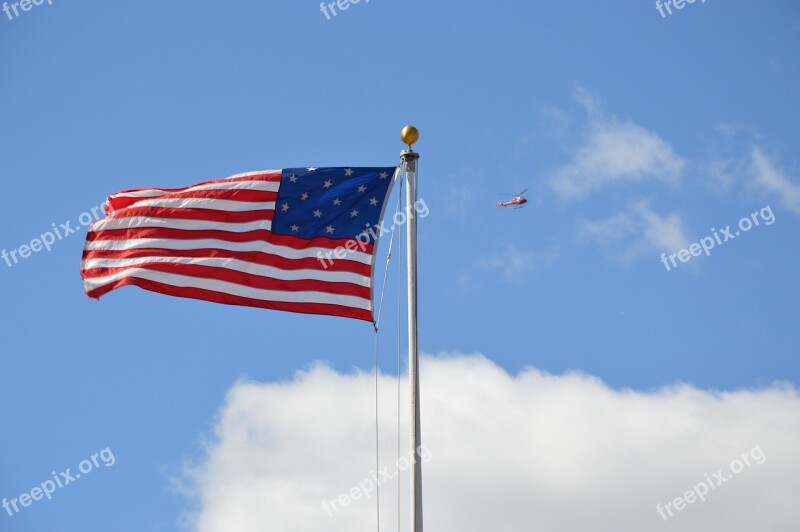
290;224;300;232
288;174;298;183
323;180;333;189
281;202;290;212
332;198;342;206
325;225;335;234
369;197;379;206
379;171;389;179
300;192;309;201
344;168;354;176
350;209;359;217
307;167;317;172
357;184;367;193
313;209;323;218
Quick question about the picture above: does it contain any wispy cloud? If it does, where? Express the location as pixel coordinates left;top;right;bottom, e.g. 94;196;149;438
703;122;762;193
750;147;800;215
551;89;686;199
578;201;690;258
577;212;636;245
706;157;745;193
478;243;557;283
178;354;800;532
632;201;690;252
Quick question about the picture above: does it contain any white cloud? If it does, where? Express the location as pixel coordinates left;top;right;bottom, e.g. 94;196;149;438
457;244;555;291
551;90;686;199
632;201;690;252
178;354;800;532
577;212;636;245
707;157;745;193
750;147;800;215
578;201;690;257
478;243;557;283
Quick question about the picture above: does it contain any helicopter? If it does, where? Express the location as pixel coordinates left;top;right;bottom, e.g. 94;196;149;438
496;189;528;209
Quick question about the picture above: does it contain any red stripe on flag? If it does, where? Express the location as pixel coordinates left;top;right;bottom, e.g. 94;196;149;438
101;206;277;224
81;247;372;275
86;225;373;252
82;262;371;298
85;277;372;321
107;172;282;211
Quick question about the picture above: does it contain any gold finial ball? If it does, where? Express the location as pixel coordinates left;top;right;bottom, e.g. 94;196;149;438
401;125;419;148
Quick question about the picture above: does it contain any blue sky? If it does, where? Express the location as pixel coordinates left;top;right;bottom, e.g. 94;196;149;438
1;1;799;531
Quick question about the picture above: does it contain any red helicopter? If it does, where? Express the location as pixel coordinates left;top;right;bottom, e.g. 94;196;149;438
497;189;528;209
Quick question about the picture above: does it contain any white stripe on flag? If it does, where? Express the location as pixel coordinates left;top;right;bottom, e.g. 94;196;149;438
122;198;276;212
111;180;281;200
82;256;370;286
82;268;372;310
92;216;274;233
83;237;374;264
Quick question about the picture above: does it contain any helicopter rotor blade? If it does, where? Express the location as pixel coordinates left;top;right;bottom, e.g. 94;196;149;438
516;188;529;196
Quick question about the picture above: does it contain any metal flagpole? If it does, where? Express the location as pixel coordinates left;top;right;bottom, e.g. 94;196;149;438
400;126;423;532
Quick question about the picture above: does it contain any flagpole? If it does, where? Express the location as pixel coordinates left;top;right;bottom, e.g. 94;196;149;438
400;126;423;532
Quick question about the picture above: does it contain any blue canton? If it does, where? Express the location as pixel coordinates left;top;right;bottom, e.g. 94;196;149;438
273;167;397;241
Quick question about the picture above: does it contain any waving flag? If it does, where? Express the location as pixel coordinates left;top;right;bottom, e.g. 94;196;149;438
80;167;397;321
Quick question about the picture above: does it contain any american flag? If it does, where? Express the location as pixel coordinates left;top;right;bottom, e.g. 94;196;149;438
80;167;398;321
